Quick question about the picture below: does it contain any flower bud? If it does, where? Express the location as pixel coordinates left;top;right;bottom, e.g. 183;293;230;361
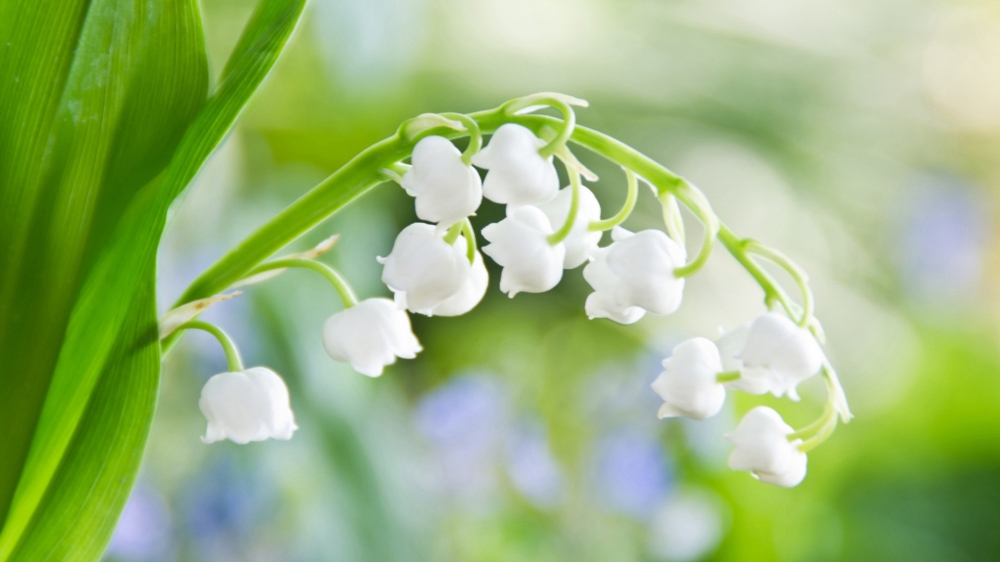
199;367;297;444
726;406;807;487
583;227;686;324
323;298;422;377
378;222;470;315
536;183;603;269
737;313;824;400
427;249;488;316
651;338;726;420
471;124;558;206
402;136;483;226
481;205;565;297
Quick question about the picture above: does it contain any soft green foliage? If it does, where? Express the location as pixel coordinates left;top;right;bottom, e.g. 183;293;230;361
0;0;305;559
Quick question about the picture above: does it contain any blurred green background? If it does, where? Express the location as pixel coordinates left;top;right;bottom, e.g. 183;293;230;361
105;0;1000;560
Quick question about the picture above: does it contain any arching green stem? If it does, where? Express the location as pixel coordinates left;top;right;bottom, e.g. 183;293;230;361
743;240;815;327
548;164;581;245
504;93;585;159
589;168;638;232
443;221;464;245
461;218;477;263
715;371;741;383
672;182;719;278
245;258;358;308
658;192;685;244
175;320;244;372
441;113;482;165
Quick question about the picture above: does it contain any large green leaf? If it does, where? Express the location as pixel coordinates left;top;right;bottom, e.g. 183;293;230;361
0;0;306;559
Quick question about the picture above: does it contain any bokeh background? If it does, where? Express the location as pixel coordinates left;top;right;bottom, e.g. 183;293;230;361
105;0;1000;560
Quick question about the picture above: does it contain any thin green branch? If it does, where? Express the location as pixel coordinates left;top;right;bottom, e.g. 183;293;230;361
174;320;244;372
589;168;638;232
548;164;581;245
245;258;358;308
441;113;482;165
461;218;477;263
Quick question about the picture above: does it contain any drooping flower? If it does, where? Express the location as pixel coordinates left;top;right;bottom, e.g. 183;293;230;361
733;313;824;400
401;136;483;226
199;367;298;444
427;249;488;316
726;406;807;488
536;183;603;269
583;227;686;324
378;222;470;315
481;205;565;297
322;298;422;377
651;337;726;420
471;124;559;206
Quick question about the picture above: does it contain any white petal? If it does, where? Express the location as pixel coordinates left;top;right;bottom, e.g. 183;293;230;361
481;206;564;296
402;136;483;225
430;250;489;316
536;184;603;268
199;367;297;444
323;298;422;377
472;124;559;206
380;222;470;314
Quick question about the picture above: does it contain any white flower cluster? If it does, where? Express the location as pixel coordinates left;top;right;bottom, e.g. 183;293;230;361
318;123;691;378
177;95;847;484
651;312;825;487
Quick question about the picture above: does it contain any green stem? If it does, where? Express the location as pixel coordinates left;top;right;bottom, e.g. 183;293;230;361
589;168;638;232
548;164;580;245
715;370;741;383
246;258;358;308
743;240;815;327
717;226;799;319
504;94;579;159
175;320;244;372
659;192;686;244
443;221;464;245
441;113;482;165
461;218;477;263
380;162;411;185
673;182;719;278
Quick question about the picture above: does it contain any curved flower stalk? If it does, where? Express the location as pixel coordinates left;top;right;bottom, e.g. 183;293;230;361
170;320;297;444
161;92;850;486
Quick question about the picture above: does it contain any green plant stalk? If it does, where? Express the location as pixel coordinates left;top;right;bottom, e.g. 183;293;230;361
547;165;580;245
167;111;810;358
461;218;477;263
246;258;358;308
589;168;638;232
175;321;244;372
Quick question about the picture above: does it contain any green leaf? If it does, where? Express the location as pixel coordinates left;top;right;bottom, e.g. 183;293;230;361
0;0;306;559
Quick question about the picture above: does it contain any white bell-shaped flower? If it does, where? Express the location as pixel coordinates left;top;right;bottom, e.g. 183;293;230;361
536;183;603;269
471;124;559;206
651;337;726;420
583;227;686;324
323;298;422;377
737;313;824;400
199;367;297;444
378;222;470;315
402;136;483;226
726;406;807;488
427;249;488;316
481;205;565;297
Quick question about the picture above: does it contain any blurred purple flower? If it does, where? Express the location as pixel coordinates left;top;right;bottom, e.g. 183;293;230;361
900;173;991;303
106;484;172;561
591;429;672;519
415;374;509;506
506;422;564;508
183;459;272;542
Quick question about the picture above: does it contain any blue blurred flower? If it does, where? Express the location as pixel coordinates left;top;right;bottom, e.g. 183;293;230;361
505;422;564;508
106;483;172;561
900;172;991;303
591;429;672;519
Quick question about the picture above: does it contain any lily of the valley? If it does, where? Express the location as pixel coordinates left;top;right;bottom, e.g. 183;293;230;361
199;367;298;444
481;205;565;297
651;337;726;420
726;406;807;488
378;222;472;315
472;124;559;206
536;183;603;269
428;249;488;316
402;136;483;226
323;298;422;377
583;227;686;324
723;313;824;400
